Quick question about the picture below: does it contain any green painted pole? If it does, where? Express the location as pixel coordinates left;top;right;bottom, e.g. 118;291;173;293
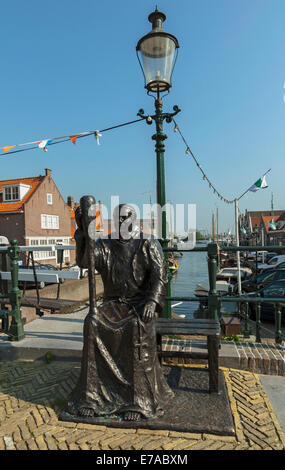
255;299;262;343
7;239;25;341
242;302;251;339
207;242;219;321
152;97;172;318
138;103;180;318
275;303;282;345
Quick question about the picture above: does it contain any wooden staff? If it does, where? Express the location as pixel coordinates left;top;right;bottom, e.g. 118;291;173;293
80;195;97;315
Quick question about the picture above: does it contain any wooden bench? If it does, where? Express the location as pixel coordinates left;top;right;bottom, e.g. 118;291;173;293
155;317;220;394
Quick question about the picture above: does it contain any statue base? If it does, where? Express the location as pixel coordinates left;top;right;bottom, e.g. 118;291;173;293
59;366;235;436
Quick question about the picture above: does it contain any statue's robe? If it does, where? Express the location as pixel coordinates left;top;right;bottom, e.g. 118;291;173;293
67;231;174;419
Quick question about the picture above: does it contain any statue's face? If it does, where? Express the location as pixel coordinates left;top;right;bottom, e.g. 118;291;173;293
114;204;137;240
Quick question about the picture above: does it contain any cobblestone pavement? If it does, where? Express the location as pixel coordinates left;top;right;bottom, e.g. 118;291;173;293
0;361;285;451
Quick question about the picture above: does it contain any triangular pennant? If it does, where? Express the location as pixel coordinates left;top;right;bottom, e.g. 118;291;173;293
38;140;52;149
94;130;102;145
69;135;80;145
2;145;15;152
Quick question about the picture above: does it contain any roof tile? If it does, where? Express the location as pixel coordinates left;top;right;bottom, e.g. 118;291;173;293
0;176;42;212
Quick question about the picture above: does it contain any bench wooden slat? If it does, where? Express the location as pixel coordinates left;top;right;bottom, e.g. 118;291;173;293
157;330;220;337
156;317;218;323
156;322;220;330
155;319;220;336
20;296;80;311
158;351;209;360
1;271;59;283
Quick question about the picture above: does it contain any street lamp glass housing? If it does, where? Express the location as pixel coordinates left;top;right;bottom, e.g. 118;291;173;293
136;9;179;93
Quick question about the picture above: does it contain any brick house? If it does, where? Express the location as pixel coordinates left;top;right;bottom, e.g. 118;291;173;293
239;209;285;246
0;168;75;265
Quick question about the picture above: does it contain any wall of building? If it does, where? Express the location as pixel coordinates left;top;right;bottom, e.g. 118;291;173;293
0;212;25;245
24;170;75;265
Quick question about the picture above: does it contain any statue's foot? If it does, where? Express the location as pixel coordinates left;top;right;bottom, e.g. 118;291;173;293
78;406;96;418
123;411;142;421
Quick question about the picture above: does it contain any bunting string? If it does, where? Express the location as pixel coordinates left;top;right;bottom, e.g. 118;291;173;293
173;119;235;205
0;118;145;156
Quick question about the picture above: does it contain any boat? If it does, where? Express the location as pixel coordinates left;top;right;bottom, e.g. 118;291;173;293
168;256;178;272
194;281;230;309
216;267;252;283
194;281;230;297
171;311;186;319
171;301;186;319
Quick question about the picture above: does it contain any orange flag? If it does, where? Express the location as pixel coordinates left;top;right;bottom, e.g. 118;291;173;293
69;135;80;145
2;145;15;152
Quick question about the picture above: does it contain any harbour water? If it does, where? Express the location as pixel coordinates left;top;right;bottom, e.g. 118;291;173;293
171;246;209;318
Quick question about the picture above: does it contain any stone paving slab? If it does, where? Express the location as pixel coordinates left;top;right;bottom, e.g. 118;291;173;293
0;361;285;451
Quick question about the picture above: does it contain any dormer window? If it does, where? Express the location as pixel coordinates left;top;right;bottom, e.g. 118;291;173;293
2;183;31;202
4;186;19;201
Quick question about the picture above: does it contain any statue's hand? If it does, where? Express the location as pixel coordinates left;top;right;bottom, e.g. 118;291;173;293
142;301;156;323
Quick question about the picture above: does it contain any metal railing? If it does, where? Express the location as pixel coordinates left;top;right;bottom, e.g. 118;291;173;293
0;239;284;344
165;243;285;345
0;240;75;341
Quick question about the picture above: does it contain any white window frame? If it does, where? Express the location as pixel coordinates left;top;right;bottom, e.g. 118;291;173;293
27;237;71;261
3;185;20;201
47;193;53;205
41;214;59;230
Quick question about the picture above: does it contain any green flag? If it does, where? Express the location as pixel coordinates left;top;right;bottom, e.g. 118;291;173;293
249;175;268;192
268;219;277;230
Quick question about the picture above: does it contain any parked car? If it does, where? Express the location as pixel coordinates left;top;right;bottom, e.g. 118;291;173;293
264;252;278;263
256;251;268;262
234;268;285;294
246;251;258;260
240;279;285;323
69;264;89;278
258;255;285;273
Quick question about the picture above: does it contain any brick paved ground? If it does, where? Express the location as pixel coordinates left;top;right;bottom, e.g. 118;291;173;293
0;361;285;451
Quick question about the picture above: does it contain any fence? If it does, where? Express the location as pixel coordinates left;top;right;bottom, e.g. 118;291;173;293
0;240;76;341
165;243;285;345
0;239;284;344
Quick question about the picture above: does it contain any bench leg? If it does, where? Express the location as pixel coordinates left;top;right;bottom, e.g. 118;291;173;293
207;335;220;394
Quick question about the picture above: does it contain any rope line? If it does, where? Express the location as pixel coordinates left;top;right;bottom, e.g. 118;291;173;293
0;118;145;157
173;118;235;205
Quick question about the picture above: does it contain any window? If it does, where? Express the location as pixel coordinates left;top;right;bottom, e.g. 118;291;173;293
258;272;275;283
47;193;53;205
268;257;278;265
3;185;19;201
41;214;59;229
277;271;285;280
263;282;285;297
29;238;56;260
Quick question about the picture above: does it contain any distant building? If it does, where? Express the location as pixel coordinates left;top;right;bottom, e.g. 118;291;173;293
0;169;75;265
239;209;285;246
67;196;103;241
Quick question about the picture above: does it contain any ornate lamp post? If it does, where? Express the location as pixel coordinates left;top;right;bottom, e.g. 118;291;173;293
136;8;181;318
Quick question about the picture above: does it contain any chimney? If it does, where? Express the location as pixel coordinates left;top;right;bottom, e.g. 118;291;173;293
67;196;75;210
45;168;52;177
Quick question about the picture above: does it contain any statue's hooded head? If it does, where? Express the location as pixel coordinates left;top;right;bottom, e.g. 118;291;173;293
113;204;138;241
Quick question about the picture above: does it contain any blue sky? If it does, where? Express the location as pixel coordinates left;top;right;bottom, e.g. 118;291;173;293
1;0;285;234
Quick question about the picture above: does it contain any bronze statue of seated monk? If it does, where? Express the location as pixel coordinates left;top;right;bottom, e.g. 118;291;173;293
67;200;174;422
